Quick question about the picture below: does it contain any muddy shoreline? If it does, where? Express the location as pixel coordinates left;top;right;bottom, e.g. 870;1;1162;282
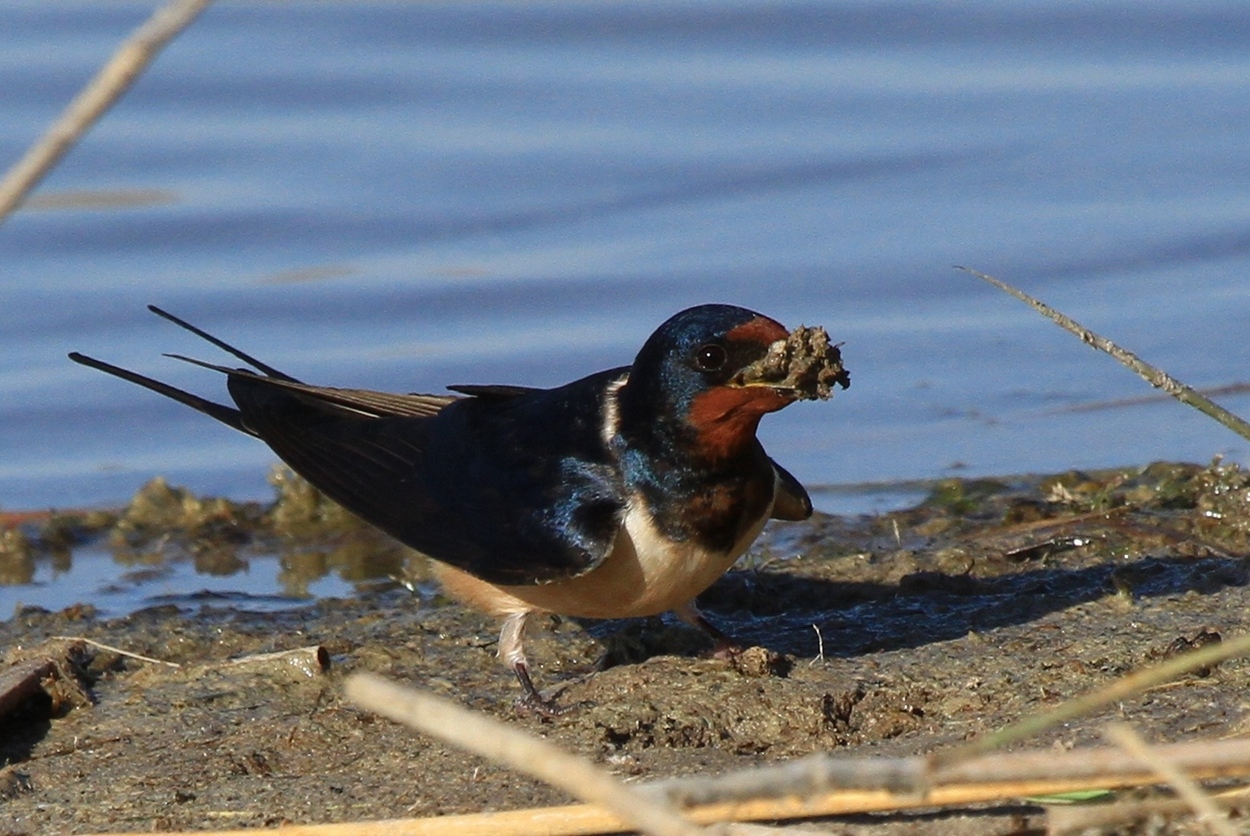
2;462;1248;834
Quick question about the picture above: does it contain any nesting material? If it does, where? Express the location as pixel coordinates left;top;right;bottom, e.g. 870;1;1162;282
734;325;850;400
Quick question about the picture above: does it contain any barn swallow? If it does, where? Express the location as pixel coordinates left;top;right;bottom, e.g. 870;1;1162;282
70;304;848;711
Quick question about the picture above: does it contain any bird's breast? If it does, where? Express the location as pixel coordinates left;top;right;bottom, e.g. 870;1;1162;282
431;491;772;620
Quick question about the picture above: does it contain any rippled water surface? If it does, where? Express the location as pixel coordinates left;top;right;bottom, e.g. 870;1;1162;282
3;0;1249;611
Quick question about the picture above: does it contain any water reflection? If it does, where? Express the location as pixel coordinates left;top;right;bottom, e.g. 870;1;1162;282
0;529;39;586
0;468;424;617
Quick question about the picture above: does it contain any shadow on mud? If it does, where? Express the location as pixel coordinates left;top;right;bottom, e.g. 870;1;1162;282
594;553;1249;665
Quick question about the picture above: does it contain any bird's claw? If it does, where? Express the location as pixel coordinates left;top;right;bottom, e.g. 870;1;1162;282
513;690;581;717
708;638;745;661
512;661;584;717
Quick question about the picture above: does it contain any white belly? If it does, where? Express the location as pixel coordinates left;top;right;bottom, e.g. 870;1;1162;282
431;495;773;620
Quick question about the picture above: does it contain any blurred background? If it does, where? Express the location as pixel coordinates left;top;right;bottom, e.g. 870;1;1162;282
3;0;1249;519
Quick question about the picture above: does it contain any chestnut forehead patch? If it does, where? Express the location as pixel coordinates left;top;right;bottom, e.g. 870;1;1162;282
725;315;789;346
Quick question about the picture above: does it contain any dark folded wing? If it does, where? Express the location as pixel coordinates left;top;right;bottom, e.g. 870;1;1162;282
79;299;627;587
226;370;626;586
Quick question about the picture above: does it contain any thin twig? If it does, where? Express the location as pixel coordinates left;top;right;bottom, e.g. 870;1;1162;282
648;750;924;806
1047;795;1250;836
345;672;705;836
717;826;833;835
931;630;1250;770
961;267;1250;442
647;737;1250;811
1103;723;1238;836
51;635;181;668
808;624;825;666
0;0;214;225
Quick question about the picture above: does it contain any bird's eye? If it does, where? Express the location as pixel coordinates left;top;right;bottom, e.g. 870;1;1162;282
694;343;727;372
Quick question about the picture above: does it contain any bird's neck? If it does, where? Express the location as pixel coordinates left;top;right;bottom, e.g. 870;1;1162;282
612;386;776;552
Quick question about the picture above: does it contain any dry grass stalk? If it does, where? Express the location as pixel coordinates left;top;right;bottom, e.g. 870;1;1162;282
51;635;182;668
48;637;329;677
0;0;214;224
1047;795;1250;836
647;738;1250;812
716;826;834;835
1103;722;1238;836
931;629;1250;770
962;266;1250;442
648;750;923;805
344;672;704;836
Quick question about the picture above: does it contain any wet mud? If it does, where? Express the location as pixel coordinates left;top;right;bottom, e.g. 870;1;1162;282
732;323;850;399
2;461;1249;834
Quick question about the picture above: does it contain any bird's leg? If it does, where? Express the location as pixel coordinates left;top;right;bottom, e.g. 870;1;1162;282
498;611;567;716
674;601;742;659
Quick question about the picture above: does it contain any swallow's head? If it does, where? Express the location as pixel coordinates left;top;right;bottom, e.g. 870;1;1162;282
619;304;846;461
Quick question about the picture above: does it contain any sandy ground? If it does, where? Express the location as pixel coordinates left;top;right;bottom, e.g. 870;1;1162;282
1;462;1249;834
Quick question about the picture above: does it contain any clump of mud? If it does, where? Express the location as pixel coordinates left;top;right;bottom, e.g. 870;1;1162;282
733;325;850;400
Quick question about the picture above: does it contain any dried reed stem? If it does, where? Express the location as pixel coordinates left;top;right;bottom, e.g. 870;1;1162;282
1048;791;1250;835
0;0;214;224
932;630;1250;770
52;635;181;668
961;267;1250;442
344;672;704;836
645;737;1250;812
1103;722;1238;836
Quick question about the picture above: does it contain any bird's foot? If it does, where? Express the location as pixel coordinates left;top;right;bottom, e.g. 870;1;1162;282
708;636;745;661
513;689;575;718
682;614;790;676
512;661;581;717
681;608;745;659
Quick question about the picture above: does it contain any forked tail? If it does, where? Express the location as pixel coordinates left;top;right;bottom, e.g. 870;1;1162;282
67;305;298;436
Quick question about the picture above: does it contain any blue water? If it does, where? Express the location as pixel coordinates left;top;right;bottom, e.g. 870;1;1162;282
4;0;1250;527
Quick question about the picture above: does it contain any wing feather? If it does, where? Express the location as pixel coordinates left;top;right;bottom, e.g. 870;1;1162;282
164;355;456;418
226;370;628;585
